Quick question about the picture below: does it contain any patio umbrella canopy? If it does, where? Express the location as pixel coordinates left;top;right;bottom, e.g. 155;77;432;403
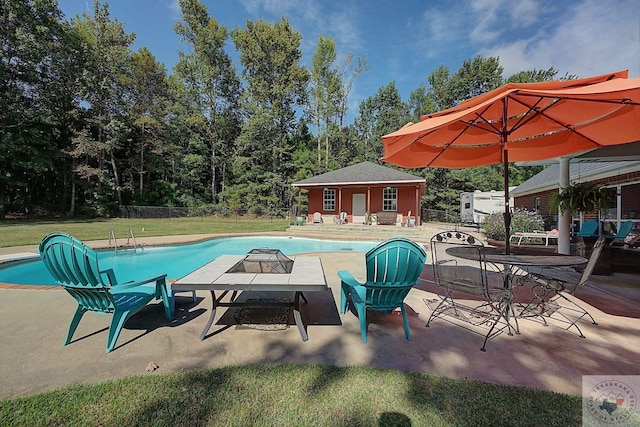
381;70;640;253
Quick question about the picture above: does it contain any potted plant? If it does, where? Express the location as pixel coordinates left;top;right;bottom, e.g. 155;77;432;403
549;182;612;216
550;182;614;274
364;212;372;225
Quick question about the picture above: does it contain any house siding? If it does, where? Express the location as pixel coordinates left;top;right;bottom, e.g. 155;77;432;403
305;184;424;224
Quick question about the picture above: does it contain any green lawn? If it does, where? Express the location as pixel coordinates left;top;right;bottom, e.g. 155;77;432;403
0;364;581;426
0;216;291;247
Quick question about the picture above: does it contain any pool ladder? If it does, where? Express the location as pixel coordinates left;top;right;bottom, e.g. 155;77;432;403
108;229;138;255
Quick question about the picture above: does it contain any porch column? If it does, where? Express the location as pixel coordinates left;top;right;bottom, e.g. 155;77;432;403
338;187;342;215
415;186;420;226
616;185;622;228
558;157;571;254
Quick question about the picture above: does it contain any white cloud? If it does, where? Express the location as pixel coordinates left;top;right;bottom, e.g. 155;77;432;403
470;0;507;43
167;0;181;20
414;6;470;59
509;0;540;27
241;0;321;24
480;0;640;78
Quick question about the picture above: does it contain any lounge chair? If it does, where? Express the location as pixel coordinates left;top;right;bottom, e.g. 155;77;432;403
39;232;174;353
608;220;634;246
622;234;640;249
510;229;559;246
337;211;348;224
339;237;427;342
518;236;605;338
574;220;599;237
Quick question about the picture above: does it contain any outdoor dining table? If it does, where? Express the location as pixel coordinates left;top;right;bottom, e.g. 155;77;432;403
172;253;328;341
475;247;588;269
446;246;587;271
445;246;588;319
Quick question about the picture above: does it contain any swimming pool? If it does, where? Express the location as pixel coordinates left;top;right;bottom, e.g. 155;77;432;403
0;236;378;286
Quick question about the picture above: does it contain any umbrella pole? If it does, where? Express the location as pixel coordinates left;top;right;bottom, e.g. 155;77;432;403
503;154;511;255
502;99;511;255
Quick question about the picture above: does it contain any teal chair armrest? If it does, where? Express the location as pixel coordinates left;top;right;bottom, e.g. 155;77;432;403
113;274;168;290
348;282;367;305
338;270;362;287
338;270;362;314
100;269;117;285
113;274;174;320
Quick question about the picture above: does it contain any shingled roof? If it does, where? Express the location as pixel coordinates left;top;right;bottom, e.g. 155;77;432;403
292;161;425;187
511;161;640;196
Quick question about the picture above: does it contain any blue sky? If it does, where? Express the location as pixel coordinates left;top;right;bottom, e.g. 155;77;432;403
57;0;639;123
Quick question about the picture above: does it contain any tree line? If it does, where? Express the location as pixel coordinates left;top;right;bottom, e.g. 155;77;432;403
2;0;570;219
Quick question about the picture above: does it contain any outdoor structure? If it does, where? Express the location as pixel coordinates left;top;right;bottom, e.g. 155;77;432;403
292;161;426;226
511;161;640;236
460;188;514;224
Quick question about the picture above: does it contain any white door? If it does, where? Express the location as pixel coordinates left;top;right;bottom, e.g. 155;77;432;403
352;194;366;224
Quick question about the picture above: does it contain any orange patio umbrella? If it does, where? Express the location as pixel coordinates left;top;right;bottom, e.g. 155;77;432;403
381;70;640;253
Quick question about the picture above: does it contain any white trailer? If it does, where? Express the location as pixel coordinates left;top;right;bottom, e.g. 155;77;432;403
460;190;514;224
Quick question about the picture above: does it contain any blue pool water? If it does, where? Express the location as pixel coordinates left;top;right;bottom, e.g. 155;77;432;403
0;236;378;286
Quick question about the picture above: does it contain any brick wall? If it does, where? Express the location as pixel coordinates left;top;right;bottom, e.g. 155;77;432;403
514;173;640;217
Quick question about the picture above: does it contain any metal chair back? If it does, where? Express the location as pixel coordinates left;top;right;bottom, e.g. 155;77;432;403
576;236;606;289
430;231;489;298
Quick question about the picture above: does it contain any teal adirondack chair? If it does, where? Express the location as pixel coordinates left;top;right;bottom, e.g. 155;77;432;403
338;237;427;342
609;220;634;245
575;220;599;237
39;232;174;353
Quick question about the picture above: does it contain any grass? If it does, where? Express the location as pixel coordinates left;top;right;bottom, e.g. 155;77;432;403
0;216;291;247
0;363;582;426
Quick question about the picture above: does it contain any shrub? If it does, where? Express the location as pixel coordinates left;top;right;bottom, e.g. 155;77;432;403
483;208;545;241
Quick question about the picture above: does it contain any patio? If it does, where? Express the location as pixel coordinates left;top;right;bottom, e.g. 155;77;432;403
0;233;638;400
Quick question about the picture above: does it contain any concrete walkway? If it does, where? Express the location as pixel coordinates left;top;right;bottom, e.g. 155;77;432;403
0;231;638;400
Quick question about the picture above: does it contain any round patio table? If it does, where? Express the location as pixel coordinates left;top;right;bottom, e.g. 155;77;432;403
446;246;587;268
446;246;589;322
475;247;587;268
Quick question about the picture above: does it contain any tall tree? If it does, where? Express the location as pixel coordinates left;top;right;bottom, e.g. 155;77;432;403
308;35;340;168
427;65;454;111
173;0;241;204
407;84;436;122
69;0;135;213
448;56;503;102
123;47;171;201
231;18;308;214
0;0;80;217
336;54;368;130
505;67;558;83
352;82;409;162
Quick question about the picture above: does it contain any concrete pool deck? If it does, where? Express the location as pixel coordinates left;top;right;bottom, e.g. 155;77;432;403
0;231;638;399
